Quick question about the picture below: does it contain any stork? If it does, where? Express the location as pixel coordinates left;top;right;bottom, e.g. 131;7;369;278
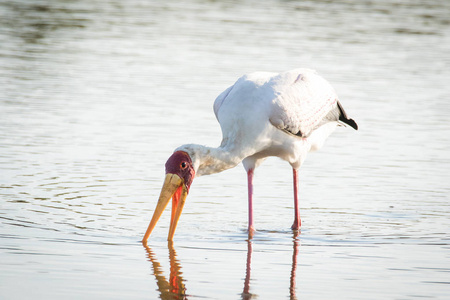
142;68;357;242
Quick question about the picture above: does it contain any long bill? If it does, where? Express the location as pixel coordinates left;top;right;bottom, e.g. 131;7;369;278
142;173;188;243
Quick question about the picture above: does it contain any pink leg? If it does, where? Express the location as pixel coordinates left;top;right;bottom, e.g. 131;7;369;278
291;169;301;230
247;169;255;238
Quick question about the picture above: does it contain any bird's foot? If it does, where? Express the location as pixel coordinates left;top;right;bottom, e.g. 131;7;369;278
247;226;256;240
291;221;301;231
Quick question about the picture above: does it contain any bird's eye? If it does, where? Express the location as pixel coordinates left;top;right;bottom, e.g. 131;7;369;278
180;162;187;169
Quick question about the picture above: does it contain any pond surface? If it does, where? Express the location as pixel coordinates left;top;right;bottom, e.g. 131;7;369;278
1;0;449;299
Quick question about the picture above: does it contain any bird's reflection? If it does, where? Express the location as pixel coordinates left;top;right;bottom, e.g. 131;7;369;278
143;241;187;300
242;240;254;299
143;233;300;300
242;232;300;300
290;233;300;300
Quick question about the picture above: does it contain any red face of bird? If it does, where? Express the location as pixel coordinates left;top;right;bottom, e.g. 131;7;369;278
142;151;195;243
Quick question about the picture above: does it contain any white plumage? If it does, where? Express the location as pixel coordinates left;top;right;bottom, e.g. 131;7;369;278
143;68;357;242
178;68;356;176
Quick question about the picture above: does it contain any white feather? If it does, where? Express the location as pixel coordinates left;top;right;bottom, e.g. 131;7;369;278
178;68;350;176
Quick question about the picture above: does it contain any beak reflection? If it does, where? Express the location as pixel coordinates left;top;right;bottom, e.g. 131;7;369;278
143;242;187;299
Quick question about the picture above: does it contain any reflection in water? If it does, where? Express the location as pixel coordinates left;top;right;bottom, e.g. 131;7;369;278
242;240;254;299
144;237;300;300
290;237;300;300
143;242;187;300
243;235;300;300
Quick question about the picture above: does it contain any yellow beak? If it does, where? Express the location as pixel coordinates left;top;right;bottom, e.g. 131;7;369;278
142;173;188;243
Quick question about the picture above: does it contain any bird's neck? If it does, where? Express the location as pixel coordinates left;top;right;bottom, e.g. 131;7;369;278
175;144;241;177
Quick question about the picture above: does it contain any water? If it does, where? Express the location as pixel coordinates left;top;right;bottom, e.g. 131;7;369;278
1;0;449;299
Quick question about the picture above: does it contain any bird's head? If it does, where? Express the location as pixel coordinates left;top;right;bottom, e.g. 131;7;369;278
142;151;195;242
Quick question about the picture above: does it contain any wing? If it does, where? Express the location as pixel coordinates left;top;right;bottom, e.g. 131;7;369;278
214;69;357;141
213;84;234;121
213;71;276;121
268;69;345;138
212;71;279;150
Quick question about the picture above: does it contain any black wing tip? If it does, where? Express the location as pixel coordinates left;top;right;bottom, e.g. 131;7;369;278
342;117;358;130
336;101;358;130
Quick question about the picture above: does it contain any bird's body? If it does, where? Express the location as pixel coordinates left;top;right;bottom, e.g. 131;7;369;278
178;68;354;176
143;68;357;242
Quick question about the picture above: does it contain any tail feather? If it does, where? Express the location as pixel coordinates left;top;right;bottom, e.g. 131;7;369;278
337;101;358;130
